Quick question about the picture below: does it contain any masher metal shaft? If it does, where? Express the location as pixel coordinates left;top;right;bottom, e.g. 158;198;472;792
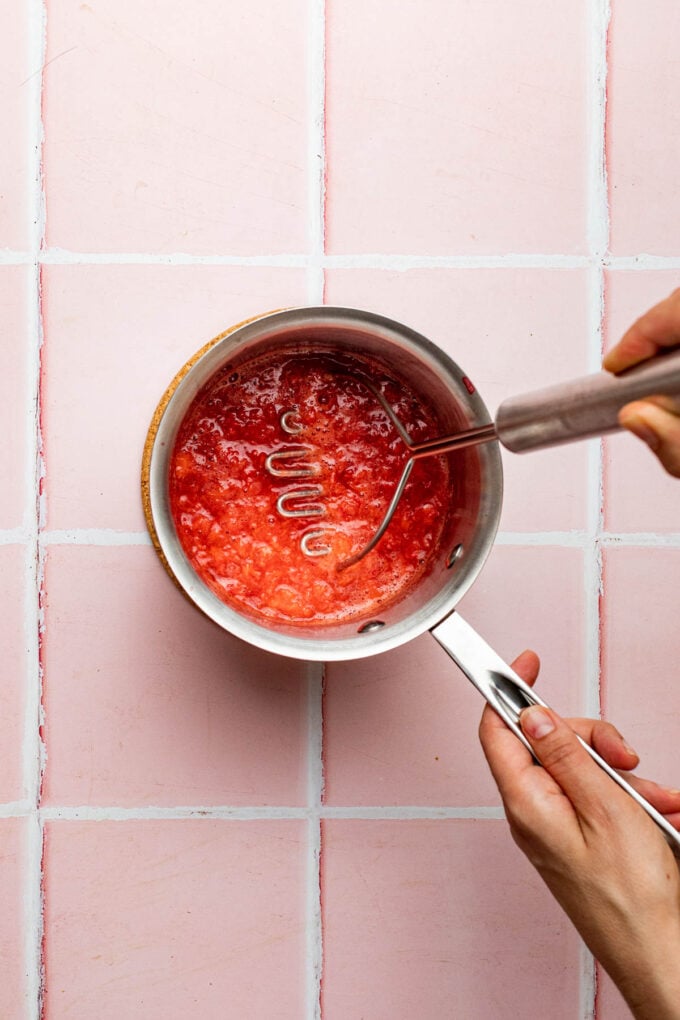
338;348;680;570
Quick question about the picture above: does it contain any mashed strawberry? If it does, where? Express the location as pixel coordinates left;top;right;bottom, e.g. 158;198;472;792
170;349;451;626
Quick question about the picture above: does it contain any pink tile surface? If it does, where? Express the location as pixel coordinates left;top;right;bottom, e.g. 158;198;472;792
321;819;581;1019
3;0;678;1014
0;266;31;530
42;265;306;531
326;0;588;254
324;546;586;806
608;1;680;254
0;819;28;1016
603;270;680;532
43;819;306;1019
325;268;590;532
42;545;308;806
601;547;679;790
0;1;31;249
0;546;28;804
43;0;308;254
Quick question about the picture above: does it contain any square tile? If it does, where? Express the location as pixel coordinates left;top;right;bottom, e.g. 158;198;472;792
326;0;588;254
43;0;308;253
0;819;28;1017
325;268;591;533
608;1;680;254
0;1;31;249
42;264;306;531
0;546;29;804
323;546;586;806
603;271;680;533
43;819;306;1018
42;545;308;807
321;819;581;1019
601;547;680;789
0;266;32;530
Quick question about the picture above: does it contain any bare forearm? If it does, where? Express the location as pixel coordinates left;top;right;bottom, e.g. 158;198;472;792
619;945;680;1020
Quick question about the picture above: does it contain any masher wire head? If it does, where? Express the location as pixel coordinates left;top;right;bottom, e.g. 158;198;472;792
263;366;496;571
330;370;497;570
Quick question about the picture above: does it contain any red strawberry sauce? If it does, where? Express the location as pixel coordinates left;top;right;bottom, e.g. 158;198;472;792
170;348;451;626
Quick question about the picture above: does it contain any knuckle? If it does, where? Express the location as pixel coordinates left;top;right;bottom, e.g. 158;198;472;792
513;836;550;871
535;733;579;773
506;809;536;847
507;811;558;872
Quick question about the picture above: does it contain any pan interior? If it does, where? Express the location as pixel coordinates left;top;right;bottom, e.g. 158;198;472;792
147;307;503;660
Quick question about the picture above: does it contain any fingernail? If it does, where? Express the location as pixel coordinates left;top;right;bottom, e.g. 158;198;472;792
623;741;638;758
520;706;555;740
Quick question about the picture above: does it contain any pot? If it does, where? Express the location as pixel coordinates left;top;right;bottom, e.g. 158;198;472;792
142;306;680;854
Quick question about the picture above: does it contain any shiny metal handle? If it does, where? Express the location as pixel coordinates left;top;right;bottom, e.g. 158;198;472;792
431;612;680;858
495;348;680;453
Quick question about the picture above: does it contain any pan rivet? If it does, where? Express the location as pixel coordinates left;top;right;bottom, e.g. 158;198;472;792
358;620;385;634
446;543;464;568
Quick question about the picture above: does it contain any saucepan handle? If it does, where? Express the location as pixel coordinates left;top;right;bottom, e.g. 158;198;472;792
430;611;680;858
496;347;680;453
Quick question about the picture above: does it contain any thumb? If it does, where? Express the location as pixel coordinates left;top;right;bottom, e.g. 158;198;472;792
619;401;680;478
519;705;613;814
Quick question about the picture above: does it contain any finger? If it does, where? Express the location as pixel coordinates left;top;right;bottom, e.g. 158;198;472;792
479;650;540;740
617;774;680;827
618;401;680;477
519;705;626;820
643;394;680;415
479;650;541;795
511;649;541;688
567;717;640;771
603;288;680;373
479;650;540;738
482;657;591;853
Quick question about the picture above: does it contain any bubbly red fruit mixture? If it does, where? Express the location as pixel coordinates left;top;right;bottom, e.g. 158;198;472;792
169;348;451;626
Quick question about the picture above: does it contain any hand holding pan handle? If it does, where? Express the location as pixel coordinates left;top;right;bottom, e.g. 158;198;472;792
496;346;680;453
431;612;680;859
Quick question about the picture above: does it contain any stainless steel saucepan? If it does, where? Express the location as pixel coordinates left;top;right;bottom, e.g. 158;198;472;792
143;307;680;855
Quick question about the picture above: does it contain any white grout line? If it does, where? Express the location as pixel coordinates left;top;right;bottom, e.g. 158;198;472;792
37;248;311;267
42;528;152;546
0;527;29;546
40;806;310;821
306;2;327;1015
306;0;326;306
0;250;34;264
0;801;33;819
24;3;47;1017
586;0;609;720
604;255;680;271
600;532;680;547
305;664;325;1020
322;253;591;270
2;248;680;270
23;278;45;1020
581;1;611;1016
32;805;505;821
320;806;506;820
